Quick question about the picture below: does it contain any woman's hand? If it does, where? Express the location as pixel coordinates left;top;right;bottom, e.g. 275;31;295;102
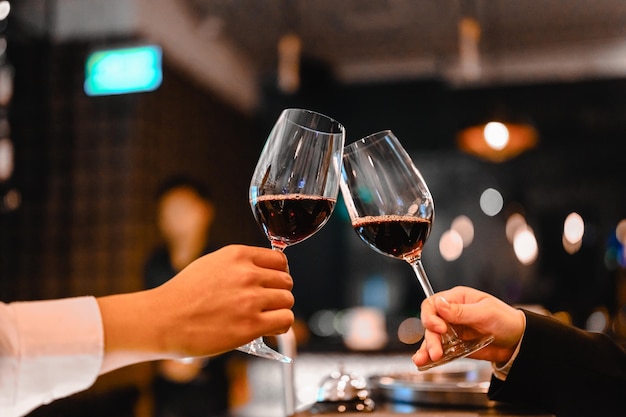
412;286;525;368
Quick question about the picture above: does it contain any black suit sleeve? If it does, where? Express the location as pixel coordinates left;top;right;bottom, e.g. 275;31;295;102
488;310;626;417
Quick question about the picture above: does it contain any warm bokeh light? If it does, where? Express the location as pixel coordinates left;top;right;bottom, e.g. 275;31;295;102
506;212;527;243
0;137;13;181
562;233;583;255
397;317;424;345
563;212;584;244
479;187;503;216
457;121;537;163
483;121;509;150
612;306;626;339
458;17;481;81
2;188;21;212
451;214;474;247
341;307;388;351
616;219;626;245
552;311;573;325
278;33;302;94
513;226;538;265
439;229;464;261
0;64;13;106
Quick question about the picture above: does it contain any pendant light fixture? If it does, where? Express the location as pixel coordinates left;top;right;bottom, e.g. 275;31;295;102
457;119;538;163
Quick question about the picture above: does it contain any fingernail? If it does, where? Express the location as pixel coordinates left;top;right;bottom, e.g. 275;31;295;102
438;296;450;306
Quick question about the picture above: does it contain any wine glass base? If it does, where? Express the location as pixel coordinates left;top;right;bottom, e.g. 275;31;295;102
417;334;494;371
236;342;292;363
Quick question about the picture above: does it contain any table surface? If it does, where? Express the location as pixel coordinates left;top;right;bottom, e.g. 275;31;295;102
234;353;556;417
293;401;555;417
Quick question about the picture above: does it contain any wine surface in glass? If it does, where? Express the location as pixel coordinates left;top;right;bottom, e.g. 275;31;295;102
352;215;431;260
253;194;336;246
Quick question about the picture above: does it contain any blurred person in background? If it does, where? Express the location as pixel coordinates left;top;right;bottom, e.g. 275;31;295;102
143;176;232;417
413;286;626;417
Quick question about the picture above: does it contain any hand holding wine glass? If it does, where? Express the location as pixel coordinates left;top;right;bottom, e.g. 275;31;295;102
244;108;346;362
339;130;493;371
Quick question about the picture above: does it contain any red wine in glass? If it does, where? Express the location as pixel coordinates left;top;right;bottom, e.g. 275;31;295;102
340;130;493;371
352;215;431;260
243;108;345;363
253;194;336;250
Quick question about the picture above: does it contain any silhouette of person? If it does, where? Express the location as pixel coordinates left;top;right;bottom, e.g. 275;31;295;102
144;176;230;417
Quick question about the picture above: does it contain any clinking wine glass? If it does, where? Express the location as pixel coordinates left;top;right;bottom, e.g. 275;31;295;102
244;108;346;363
339;130;494;371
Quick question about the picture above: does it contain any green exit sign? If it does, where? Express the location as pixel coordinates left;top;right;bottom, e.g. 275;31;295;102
84;45;162;96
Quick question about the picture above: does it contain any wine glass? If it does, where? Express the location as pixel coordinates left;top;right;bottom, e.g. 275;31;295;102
339;130;494;371
243;108;346;363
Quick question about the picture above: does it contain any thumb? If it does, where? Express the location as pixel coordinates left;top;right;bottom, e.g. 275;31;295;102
434;296;466;325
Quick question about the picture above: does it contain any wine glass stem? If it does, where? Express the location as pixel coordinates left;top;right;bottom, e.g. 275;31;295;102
409;258;461;345
271;242;287;252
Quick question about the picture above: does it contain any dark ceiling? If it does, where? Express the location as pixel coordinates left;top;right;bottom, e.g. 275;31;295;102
11;0;626;112
184;0;626;85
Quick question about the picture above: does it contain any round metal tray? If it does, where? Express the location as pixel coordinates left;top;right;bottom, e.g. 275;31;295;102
368;360;497;408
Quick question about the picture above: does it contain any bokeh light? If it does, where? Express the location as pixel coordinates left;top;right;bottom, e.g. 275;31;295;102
0;137;13;181
479;187;503;216
397;317;424;345
451;215;474;247
1;188;20;212
585;308;609;333
616;219;626;245
341;307;388;351
562;233;582;255
506;212;527;243
563;212;584;244
439;229;464;261
308;309;338;337
483;121;509;150
513;226;538;265
0;1;10;21
605;223;626;269
552;311;573;325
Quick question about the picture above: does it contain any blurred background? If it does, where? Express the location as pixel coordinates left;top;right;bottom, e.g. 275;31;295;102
1;1;626;416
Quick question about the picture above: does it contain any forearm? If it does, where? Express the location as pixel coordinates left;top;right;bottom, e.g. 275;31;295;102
97;288;175;374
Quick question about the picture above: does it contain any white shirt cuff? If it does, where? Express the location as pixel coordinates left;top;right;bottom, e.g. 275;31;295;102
492;312;526;381
6;296;103;416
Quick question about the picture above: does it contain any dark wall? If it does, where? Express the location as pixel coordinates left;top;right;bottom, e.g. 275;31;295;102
1;38;263;302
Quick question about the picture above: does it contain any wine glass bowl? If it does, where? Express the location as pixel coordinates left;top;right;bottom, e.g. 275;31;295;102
252;194;337;251
340;130;493;371
243;108;346;362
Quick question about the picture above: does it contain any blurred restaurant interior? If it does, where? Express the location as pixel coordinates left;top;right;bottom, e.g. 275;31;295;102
1;1;626;416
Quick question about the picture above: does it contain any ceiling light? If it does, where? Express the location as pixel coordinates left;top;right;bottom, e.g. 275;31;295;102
278;33;301;94
458;17;481;81
457;120;538;162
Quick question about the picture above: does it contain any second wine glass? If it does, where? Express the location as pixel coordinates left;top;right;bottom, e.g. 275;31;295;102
340;130;494;371
244;108;346;363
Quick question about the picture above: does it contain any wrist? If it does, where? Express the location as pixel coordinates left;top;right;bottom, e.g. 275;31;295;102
98;289;173;374
492;332;523;380
137;287;171;354
98;289;167;354
492;310;526;380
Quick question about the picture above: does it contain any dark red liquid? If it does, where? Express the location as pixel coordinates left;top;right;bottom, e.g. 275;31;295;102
352;215;431;259
253;194;335;247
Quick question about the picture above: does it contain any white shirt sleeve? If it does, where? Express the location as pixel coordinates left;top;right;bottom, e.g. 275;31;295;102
0;296;104;417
